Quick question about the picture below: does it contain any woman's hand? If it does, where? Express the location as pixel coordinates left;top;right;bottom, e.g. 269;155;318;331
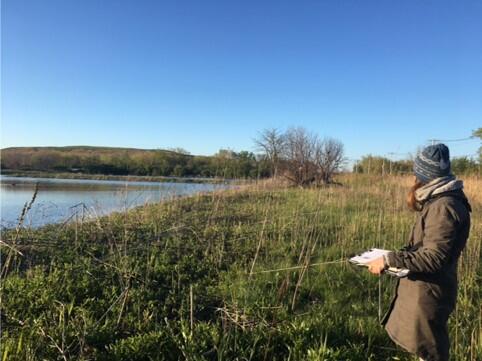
367;256;386;275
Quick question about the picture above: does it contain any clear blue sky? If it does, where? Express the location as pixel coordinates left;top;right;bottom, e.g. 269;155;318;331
2;0;481;162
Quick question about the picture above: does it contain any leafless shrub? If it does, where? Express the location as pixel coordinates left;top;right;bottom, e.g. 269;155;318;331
314;138;345;185
255;127;345;187
280;127;319;187
253;128;285;177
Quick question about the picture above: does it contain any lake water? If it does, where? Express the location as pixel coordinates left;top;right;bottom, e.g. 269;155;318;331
0;176;229;228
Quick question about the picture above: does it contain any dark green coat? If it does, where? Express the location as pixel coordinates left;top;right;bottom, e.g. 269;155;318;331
382;190;471;361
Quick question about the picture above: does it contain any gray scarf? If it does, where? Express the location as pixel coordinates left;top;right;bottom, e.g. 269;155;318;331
415;175;464;202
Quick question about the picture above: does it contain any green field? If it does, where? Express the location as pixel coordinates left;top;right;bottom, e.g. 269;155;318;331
1;175;480;360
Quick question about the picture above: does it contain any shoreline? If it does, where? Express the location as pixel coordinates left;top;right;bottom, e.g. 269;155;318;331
0;169;249;185
0;178;247;230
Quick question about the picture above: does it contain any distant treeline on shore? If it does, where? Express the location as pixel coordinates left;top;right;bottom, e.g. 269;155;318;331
0;146;270;179
353;154;481;176
1;140;480;181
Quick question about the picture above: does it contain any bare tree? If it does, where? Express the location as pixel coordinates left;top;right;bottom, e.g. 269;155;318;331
253;128;285;177
254;126;345;186
473;128;482;163
314;138;345;184
281;127;320;187
168;147;191;155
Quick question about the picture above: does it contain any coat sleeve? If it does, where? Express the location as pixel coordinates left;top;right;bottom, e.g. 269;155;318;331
386;201;459;273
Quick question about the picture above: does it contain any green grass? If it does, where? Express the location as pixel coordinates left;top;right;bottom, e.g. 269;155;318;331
1;175;480;360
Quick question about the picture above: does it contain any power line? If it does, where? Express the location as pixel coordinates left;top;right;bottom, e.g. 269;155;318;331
427;136;477;145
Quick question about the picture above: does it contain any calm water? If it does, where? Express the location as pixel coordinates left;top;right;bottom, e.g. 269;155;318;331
0;176;229;228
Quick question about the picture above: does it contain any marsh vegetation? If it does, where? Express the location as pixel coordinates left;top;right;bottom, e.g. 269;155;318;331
1;175;480;360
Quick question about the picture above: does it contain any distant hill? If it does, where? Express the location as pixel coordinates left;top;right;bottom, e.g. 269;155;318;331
0;146;267;179
1;145;192;157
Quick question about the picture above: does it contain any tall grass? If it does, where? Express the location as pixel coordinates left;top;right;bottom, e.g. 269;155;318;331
1;175;480;360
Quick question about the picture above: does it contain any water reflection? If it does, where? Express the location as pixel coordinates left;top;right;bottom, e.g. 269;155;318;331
0;176;228;228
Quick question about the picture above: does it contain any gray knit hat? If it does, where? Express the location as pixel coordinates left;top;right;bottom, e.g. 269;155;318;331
414;144;452;183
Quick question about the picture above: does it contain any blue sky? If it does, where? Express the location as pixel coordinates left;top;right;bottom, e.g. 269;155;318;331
2;0;481;162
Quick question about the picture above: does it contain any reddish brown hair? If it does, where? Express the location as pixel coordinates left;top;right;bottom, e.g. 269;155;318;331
407;178;425;211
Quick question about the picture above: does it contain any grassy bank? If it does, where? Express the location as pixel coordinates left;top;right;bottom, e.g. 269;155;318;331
1;175;480;360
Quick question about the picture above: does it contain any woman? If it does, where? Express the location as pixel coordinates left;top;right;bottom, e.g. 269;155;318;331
367;143;471;361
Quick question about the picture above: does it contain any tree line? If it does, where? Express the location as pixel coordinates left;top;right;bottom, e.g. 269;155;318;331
1;127;480;181
1;126;346;186
0;146;270;179
353;128;482;176
353;155;480;176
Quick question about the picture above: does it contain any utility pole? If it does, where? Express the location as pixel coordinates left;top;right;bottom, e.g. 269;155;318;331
387;152;395;175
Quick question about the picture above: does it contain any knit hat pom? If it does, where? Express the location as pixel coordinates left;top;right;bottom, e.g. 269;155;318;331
414;143;451;183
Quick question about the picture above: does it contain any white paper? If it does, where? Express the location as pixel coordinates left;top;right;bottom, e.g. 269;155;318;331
349;248;410;278
349;248;389;265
